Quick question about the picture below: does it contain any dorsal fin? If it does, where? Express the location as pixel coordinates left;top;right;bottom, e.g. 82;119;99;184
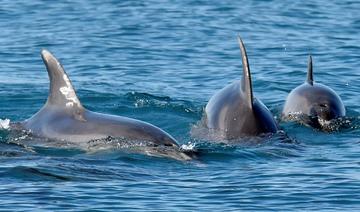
41;49;83;110
306;55;314;85
237;36;253;109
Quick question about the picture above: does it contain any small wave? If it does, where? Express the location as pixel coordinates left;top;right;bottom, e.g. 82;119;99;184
2;166;71;181
125;91;201;115
0;141;34;157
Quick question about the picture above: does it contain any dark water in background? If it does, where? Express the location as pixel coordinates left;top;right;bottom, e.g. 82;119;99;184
0;0;360;210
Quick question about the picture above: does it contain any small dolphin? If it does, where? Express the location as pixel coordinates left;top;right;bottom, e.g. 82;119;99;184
21;50;192;160
201;37;278;139
282;56;345;130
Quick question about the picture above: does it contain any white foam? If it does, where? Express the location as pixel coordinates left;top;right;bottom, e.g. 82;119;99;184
180;142;195;151
0;119;10;129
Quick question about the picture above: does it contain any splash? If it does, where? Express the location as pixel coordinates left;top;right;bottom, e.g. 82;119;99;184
0;119;10;129
180;142;196;151
318;117;350;132
283;112;351;132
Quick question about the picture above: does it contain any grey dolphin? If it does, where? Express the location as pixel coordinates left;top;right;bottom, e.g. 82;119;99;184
21;50;191;160
202;37;278;139
282;56;345;130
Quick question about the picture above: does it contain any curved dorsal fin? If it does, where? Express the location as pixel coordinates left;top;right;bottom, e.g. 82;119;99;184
237;36;253;109
41;49;83;110
306;55;314;85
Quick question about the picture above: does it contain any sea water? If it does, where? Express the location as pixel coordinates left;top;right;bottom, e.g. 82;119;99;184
0;0;359;211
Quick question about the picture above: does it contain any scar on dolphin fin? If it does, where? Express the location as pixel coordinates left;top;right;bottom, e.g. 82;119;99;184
41;49;85;121
306;55;313;85
237;36;253;110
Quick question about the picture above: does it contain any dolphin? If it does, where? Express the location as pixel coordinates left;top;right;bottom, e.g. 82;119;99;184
201;37;278;139
282;56;346;130
20;49;192;160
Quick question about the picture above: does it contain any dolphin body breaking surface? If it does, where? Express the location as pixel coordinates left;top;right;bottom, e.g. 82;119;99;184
282;56;346;131
199;37;278;140
18;50;191;160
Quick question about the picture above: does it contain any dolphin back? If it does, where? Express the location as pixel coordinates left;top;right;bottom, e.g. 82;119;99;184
23;50;186;156
204;37;278;139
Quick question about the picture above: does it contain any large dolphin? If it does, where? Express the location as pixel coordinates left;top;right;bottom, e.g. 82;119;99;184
20;50;192;160
201;37;278;139
282;56;346;130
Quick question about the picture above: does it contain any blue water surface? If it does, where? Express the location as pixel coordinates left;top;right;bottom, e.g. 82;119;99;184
0;0;360;211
